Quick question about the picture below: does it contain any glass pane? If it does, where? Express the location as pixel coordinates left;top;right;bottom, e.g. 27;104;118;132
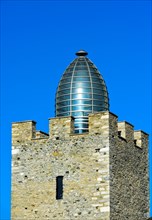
75;66;88;70
73;77;90;82
72;99;92;105
72;93;92;99
92;78;103;83
74;123;88;129
58;83;71;89
72;82;91;88
72;88;91;93
93;88;107;94
93;94;107;100
57;89;70;95
58;106;70;112
72;105;92;111
93;106;108;112
64;72;72;77
61;78;71;83
93;100;107;106
56;100;70;107
72;111;91;116
92;83;104;89
56;94;70;101
75;118;88;123
72;106;83;111
74;71;89;76
56;111;70;116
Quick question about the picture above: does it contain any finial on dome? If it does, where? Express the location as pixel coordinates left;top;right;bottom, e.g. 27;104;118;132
75;50;88;56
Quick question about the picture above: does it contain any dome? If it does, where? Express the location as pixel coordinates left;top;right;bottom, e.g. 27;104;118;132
55;50;109;133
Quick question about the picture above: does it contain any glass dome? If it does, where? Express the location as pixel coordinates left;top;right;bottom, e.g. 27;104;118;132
55;50;109;133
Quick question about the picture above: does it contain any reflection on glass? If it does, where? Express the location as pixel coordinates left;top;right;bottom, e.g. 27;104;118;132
55;54;109;133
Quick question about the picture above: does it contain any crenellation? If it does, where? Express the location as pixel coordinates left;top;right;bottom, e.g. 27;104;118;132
35;130;49;139
117;121;134;142
134;130;149;148
49;116;74;139
12;121;36;144
89;112;118;138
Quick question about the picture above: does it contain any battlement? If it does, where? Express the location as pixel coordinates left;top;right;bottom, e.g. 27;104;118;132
49;116;75;139
12;112;148;149
134;130;149;148
12;120;36;144
35;130;49;139
118;121;134;141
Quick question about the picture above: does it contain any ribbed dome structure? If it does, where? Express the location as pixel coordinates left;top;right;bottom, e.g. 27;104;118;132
55;50;109;133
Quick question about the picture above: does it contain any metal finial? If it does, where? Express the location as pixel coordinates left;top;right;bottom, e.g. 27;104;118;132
75;50;88;56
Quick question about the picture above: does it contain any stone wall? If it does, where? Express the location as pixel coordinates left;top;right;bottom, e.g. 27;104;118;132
11;111;149;220
110;123;149;219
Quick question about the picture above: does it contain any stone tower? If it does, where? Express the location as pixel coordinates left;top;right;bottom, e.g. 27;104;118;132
11;51;149;220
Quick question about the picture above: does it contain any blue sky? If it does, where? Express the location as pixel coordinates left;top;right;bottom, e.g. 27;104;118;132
0;0;151;219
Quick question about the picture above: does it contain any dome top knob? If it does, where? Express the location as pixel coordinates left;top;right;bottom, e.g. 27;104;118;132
75;50;88;56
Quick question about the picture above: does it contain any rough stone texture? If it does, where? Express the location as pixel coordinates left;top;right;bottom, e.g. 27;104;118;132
11;111;149;220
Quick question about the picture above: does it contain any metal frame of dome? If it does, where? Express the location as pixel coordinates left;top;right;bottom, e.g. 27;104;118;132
55;50;109;133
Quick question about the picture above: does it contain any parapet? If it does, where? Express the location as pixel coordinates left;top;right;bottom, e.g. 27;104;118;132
12;112;149;149
118;121;134;142
12;120;36;144
134;130;149;148
49;116;74;139
35;130;49;139
89;111;118;136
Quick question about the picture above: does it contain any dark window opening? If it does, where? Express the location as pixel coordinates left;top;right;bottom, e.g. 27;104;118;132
56;176;63;200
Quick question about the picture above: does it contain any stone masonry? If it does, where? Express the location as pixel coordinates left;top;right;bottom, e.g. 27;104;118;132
11;111;149;220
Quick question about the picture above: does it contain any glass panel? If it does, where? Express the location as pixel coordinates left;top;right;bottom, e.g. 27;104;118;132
72;111;91;116
72;106;84;111
57;89;70;95
93;94;107;100
56;94;70;101
93;88;107;94
72;105;93;111
75;66;88;70
72;99;92;105
72;88;91;93
90;73;100;78
56;112;70;116
92;83;104;89
83;106;92;110
72;112;84;117
75;129;88;134
74;123;88;129
93;100;108;106
74;71;89;76
58;83;71;89
56;100;70;107
66;68;74;72
61;78;71;83
73;77;90;82
93;106;108;111
72;82;91;88
89;67;97;72
75;118;88;123
57;106;70;112
64;72;72;77
72;93;92;99
92;78;103;83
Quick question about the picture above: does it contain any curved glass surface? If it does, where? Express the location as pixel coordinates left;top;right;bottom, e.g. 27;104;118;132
55;50;109;133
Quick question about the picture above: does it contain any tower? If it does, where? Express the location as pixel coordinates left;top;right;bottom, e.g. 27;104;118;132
11;51;149;219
